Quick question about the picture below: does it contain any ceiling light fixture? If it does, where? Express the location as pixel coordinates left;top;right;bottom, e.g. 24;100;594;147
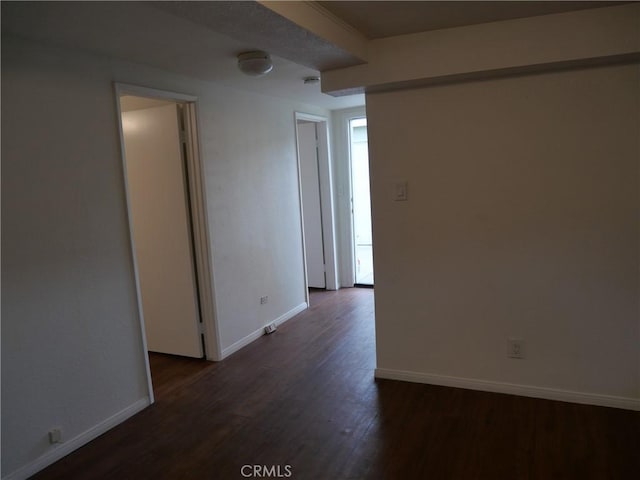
237;51;273;77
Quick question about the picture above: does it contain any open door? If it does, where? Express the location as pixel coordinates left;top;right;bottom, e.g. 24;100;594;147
297;121;326;289
120;99;203;358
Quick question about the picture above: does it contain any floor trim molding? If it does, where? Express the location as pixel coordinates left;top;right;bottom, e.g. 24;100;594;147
221;302;308;359
375;368;640;411
3;397;151;480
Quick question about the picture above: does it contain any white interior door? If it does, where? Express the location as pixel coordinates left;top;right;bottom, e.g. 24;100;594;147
298;121;326;289
122;102;203;358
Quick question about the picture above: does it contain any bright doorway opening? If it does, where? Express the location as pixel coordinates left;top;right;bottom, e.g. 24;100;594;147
349;117;374;286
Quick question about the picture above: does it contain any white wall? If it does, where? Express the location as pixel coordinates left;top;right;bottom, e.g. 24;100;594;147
368;63;639;408
1;36;328;478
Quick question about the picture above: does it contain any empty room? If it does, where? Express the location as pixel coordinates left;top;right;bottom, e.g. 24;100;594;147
2;2;638;479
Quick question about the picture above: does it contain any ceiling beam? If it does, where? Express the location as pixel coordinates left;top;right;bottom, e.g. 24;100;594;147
258;1;369;63
321;3;640;96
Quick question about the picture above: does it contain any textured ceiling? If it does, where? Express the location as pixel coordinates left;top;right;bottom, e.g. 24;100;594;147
152;1;364;71
0;1;365;110
318;1;626;39
2;1;627;109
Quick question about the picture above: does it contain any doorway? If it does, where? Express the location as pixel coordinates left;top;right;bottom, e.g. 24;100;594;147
297;120;325;289
120;95;204;358
294;113;338;302
116;85;221;400
349;117;374;286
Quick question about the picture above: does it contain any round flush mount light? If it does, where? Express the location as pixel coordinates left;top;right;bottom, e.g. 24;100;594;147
237;51;273;77
303;76;320;85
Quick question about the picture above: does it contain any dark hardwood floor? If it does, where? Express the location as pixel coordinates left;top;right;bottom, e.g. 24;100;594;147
32;288;639;479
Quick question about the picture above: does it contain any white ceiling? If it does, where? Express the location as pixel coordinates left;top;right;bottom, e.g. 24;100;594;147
1;1;365;110
120;96;175;113
2;1;625;110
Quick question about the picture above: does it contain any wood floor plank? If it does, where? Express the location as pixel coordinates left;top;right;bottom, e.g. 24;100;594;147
31;288;639;479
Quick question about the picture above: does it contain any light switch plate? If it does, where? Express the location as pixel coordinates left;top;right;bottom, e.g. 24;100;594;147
394;181;408;201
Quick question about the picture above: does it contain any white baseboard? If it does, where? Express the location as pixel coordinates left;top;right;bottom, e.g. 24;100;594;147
3;397;151;480
221;302;308;359
274;302;308;327
375;368;640;411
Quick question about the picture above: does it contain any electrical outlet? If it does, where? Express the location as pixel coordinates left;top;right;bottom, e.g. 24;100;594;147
507;338;525;359
260;295;268;305
264;322;277;334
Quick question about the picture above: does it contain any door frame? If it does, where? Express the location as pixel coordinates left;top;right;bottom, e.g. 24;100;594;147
294;112;338;302
114;83;222;401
